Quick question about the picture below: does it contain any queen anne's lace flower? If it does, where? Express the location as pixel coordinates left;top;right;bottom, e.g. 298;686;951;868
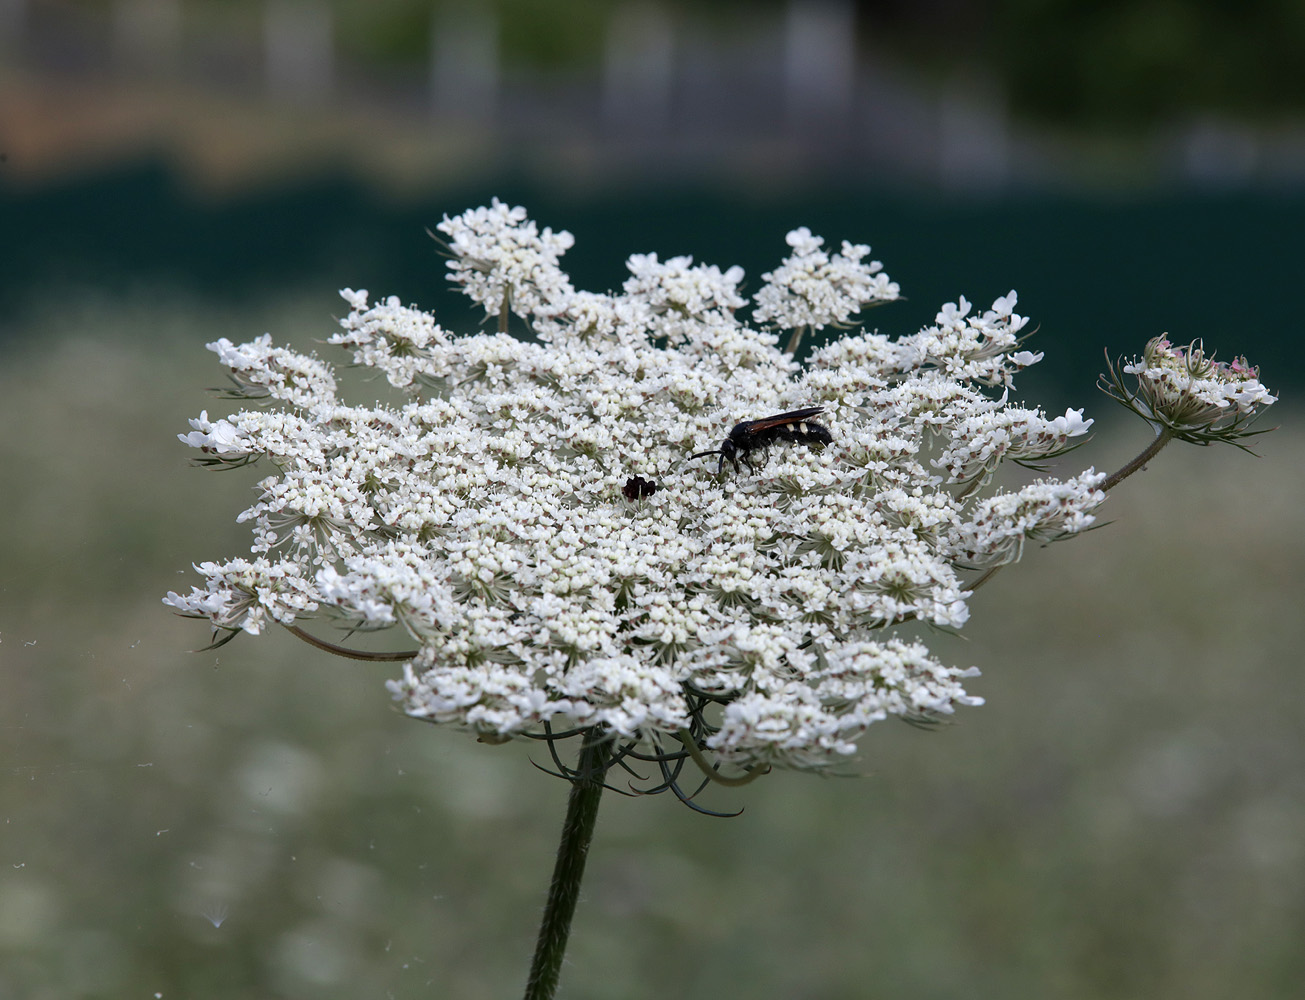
166;202;1107;772
1102;336;1277;447
753;226;900;332
435;198;576;321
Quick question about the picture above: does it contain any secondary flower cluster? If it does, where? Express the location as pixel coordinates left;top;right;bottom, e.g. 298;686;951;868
167;199;1107;771
1102;335;1277;446
752;226;900;343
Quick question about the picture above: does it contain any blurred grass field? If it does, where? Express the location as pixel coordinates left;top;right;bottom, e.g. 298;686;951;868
0;288;1301;1000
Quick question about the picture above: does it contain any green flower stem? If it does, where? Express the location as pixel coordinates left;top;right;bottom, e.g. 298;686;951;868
523;730;611;1000
1101;427;1174;492
967;565;1004;593
970;428;1175;597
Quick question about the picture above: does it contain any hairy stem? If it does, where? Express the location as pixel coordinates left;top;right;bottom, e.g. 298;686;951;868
966;565;1004;593
523;730;611;1000
1101;427;1174;492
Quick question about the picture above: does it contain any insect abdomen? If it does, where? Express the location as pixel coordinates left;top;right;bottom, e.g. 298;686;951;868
758;420;831;446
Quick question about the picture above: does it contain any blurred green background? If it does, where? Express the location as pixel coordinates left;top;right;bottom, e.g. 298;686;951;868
2;2;1302;998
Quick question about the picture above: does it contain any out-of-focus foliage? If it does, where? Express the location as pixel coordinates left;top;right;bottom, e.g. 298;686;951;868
336;0;612;69
983;0;1305;126
852;0;1305;127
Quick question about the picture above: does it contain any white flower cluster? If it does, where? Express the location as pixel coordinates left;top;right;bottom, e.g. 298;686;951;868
1119;336;1277;433
436;199;576;319
753;226;899;332
167;199;1105;771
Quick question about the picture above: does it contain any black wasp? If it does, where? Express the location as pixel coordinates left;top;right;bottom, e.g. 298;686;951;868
691;406;832;475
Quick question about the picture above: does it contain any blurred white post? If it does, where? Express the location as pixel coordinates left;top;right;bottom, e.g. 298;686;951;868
1179;119;1259;186
936;77;1010;189
602;1;674;132
264;0;333;104
430;4;499;122
112;0;182;73
0;0;25;48
783;0;856;127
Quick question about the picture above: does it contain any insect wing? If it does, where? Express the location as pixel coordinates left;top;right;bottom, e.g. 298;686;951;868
731;407;822;436
743;406;825;432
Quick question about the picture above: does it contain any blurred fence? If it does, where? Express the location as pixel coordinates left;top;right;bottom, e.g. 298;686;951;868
1;2;1298;404
6;0;1304;189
